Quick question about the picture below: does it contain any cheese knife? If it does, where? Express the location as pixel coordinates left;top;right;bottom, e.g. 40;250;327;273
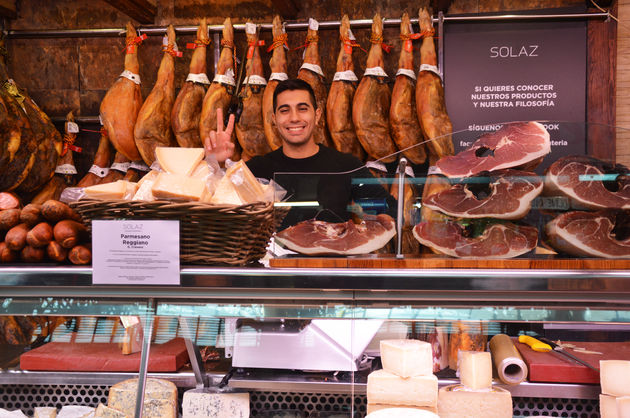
518;334;599;372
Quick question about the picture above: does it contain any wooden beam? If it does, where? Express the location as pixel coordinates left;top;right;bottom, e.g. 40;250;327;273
586;1;617;160
0;0;16;19
270;0;299;20
102;0;156;24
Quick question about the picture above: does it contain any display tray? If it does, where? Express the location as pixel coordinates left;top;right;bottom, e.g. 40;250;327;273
515;339;630;384
269;254;630;269
19;338;188;372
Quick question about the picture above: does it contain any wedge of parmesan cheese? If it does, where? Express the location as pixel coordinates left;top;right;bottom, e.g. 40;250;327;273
155;147;205;176
151;172;208;201
84;180;137;200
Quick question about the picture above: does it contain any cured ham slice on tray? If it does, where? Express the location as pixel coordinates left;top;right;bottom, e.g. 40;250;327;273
235;21;272;160
263;15;288;151
31;112;79;204
413;220;538;259
544;155;630;210
416;7;453;160
100;22;143;162
199;18;239;160
326;15;364;160
134;24;178;166
390;12;426;165
436;122;551;178
297;18;332;147
352;13;397;162
546;210;630;258
423;169;543;219
275;214;396;255
172;19;210;148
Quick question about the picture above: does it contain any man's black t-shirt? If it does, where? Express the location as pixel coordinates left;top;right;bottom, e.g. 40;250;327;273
246;146;397;228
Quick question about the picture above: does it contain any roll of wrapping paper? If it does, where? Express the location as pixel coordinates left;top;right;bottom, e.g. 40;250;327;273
489;334;528;385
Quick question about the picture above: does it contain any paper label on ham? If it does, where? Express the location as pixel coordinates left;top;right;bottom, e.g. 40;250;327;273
130;161;151;171
309;18;319;30
395;165;416;177
55;164;78;175
396;68;417;81
89;165;110;178
244;75;267;85
428;166;442;175
419;64;441;79
348;28;356;40
245;22;257;34
111;162;131;173
364;66;388;78
366;160;388;172
300;63;325;77
213;73;235;86
99;114;103;125
333;70;359;82
186;73;210;84
120;70;141;85
269;72;289;81
66;122;79;134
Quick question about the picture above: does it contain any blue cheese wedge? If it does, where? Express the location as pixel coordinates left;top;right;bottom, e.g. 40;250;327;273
182;389;249;418
107;378;177;418
94;404;128;418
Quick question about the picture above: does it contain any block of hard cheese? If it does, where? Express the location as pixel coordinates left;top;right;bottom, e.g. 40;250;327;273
33;407;57;418
600;394;630;418
224;160;265;203
0;408;29;418
84;180;137;200
601;360;630;396
133;170;159;201
182;388;249;418
380;339;433;378
94;404;128;418
210;175;244;205
367;404;438;415
107;378;177;418
155;147;204;176
367;369;438;407
365;407;439;418
459;351;492;390
151;172;207;201
437;384;512;418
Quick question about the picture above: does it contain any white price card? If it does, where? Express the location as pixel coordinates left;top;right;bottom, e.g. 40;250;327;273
92;220;180;285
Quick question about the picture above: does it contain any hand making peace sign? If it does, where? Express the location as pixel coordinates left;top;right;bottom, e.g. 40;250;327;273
204;108;236;164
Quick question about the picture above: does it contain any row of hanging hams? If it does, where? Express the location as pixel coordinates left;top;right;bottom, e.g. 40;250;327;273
96;10;454;171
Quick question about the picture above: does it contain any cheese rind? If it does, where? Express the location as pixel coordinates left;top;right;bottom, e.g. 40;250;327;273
182;389;249;418
367;369;438;406
459;351;492;390
107;378;177;418
380;339;433;378
600;394;630;418
600;360;630;396
151;172;207;201
437;384;512;418
365;407;439;418
367;404;438;415
94;404;128;418
155;147;204;176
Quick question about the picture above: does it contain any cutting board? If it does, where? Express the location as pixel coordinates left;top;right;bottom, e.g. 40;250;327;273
515;339;630;384
20;338;188;372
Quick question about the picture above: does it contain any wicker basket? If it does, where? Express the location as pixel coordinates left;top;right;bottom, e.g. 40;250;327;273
70;199;284;266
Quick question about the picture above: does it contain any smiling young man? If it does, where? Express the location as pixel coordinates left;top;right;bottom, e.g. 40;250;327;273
206;78;396;228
